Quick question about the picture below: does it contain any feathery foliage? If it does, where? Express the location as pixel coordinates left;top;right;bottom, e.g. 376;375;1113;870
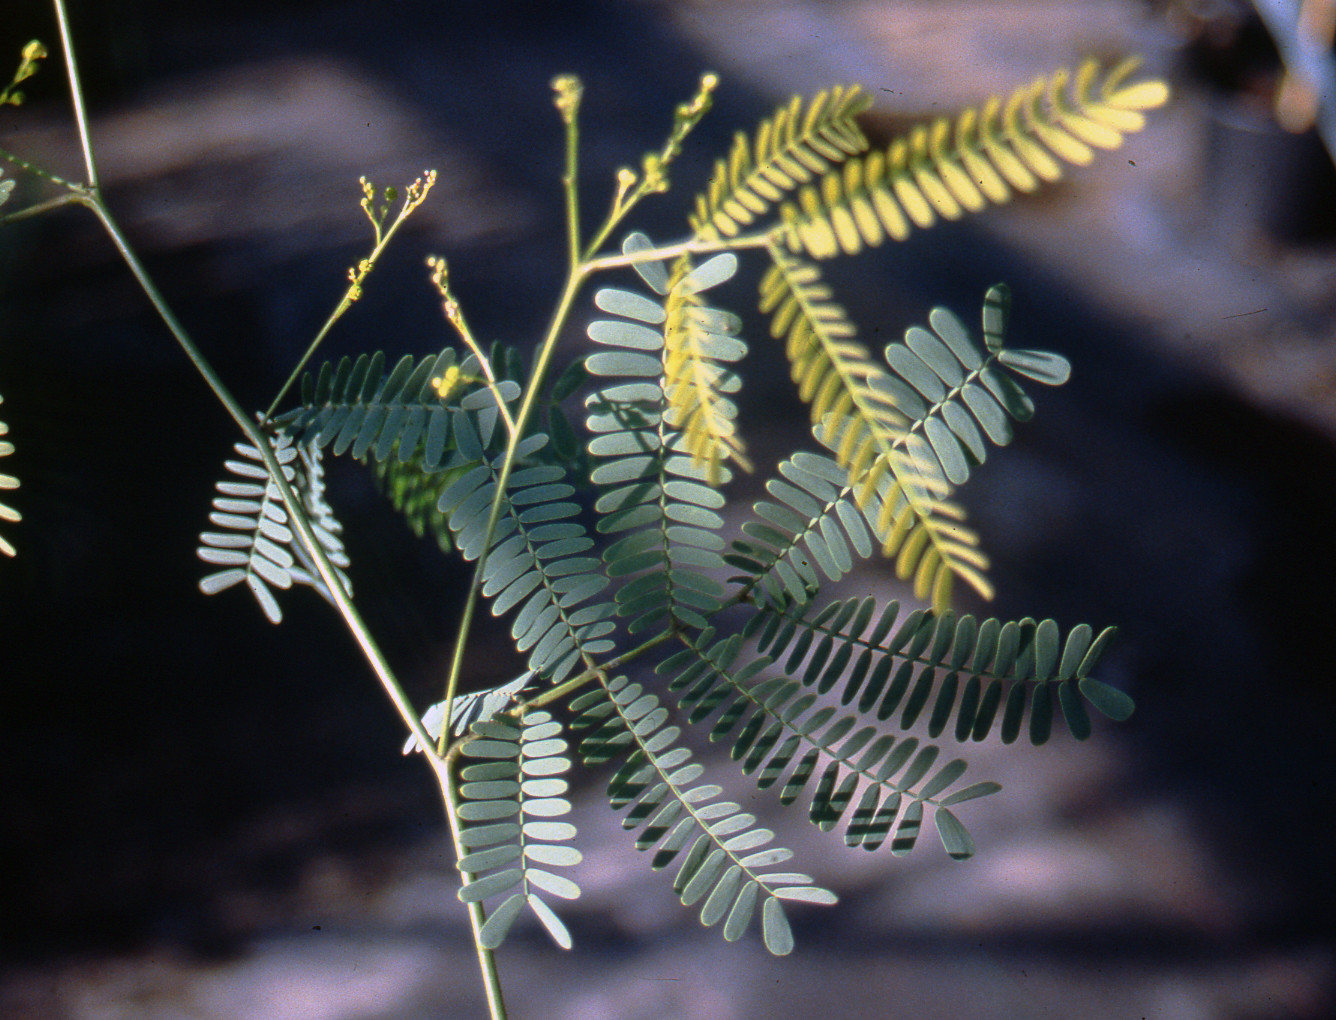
184;60;1154;958
759;249;985;610
661;253;751;484
735;279;1070;611
744;596;1130;743
196;432;350;623
690;85;872;242
449;710;583;950
571;672;835;953
776;58;1171;258
585;234;736;636
275;347;518;469
4;15;1166;1009
656;626;995;856
0;394;18;557
434;423;618;684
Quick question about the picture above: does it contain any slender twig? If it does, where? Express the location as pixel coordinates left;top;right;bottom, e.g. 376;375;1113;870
582;168;640;260
552;75;584;271
0;145;83;189
262;173;436;424
433;761;510;1020
0;188;82;225
513;628;676;714
583;228;775;274
428;255;517;437
52;0;97;191
581;72;718;259
75;193;439;757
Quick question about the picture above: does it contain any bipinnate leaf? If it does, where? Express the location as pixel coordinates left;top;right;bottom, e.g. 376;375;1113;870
690;85;872;241
656;628;995;859
758;247;988;612
435;425;615;683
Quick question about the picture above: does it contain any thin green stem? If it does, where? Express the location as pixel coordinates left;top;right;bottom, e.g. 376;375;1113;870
52;0;97;191
428;257;517;437
262;174;436;424
42;0;436;795
437;268;587;749
456;340;518;439
516;628;676;714
0;145;82;189
554;77;583;270
80;195;438;757
584;228;776;275
262;289;360;424
434;760;509;1020
581;174;644;260
0;188;83;225
46;5;434;755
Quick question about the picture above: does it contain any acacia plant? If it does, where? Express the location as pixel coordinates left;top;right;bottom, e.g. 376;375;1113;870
2;4;1168;1015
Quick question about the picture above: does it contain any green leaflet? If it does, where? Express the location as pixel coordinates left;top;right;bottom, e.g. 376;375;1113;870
584;234;735;635
658;628;990;857
774;58;1170;258
402;671;537;754
883;284;1071;487
661;252;751;484
0;393;18;558
725;449;877;604
372;449;471;554
436;425;615;683
570;674;834;955
275;347;522;470
690;85;872;241
452;711;581;950
744;595;1131;743
759;247;988;612
197;432;351;624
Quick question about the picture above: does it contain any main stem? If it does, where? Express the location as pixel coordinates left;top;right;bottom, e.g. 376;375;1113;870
53;0;97;189
47;4;500;1004
433;760;509;1019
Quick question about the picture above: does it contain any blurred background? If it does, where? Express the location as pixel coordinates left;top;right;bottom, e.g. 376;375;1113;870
2;0;1334;1017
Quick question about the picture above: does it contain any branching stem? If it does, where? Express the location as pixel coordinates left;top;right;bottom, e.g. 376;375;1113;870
37;0;438;758
0;146;83;190
0;186;82;224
